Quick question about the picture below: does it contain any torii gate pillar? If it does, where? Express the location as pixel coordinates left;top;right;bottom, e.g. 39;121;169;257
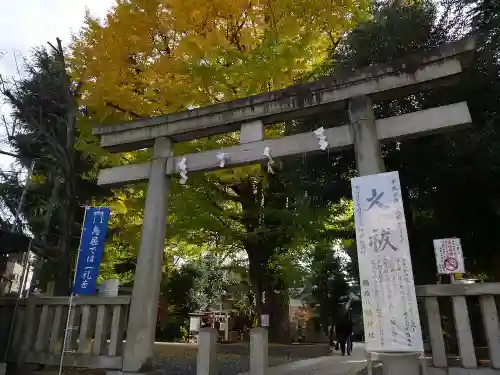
122;137;172;372
349;95;386;176
349;95;420;375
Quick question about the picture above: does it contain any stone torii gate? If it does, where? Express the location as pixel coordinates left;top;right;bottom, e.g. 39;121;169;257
92;37;475;373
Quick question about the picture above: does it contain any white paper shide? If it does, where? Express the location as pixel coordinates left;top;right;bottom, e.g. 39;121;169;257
351;171;423;353
433;238;465;274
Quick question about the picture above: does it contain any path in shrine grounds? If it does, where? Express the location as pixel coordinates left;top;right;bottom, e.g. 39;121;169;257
26;344;368;375
155;342;368;375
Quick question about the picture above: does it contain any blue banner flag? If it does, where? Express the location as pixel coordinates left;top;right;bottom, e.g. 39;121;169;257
72;207;111;295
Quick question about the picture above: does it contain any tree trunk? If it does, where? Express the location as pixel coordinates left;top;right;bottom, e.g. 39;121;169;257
52;37;78;296
248;250;264;324
54;182;76;296
246;242;291;343
239;175;292;343
265;288;290;344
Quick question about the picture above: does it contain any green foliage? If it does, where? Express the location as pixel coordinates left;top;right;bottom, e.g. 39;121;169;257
161;264;201;316
156;264;201;341
191;253;232;311
308;242;349;331
226;264;256;322
0;229;30;254
156;315;190;342
332;0;447;70
317;0;500;283
0;43;110;294
157;257;256;341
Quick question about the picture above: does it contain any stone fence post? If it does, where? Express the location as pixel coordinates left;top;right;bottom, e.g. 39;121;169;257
250;328;268;375
197;328;218;375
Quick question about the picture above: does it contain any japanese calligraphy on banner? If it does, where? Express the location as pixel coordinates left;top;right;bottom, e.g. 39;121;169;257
72;207;111;295
433;238;465;275
351;171;423;353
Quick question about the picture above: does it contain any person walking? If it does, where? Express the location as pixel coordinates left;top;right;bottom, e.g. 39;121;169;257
335;313;353;356
329;324;338;351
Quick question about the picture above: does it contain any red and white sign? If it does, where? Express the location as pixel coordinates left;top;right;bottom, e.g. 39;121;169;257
433;238;465;275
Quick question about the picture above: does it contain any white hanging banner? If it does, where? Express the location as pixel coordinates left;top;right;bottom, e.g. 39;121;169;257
433;238;465;275
351;171;423;353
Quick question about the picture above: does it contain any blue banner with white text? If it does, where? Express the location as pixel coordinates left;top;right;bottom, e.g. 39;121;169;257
72;207;111;295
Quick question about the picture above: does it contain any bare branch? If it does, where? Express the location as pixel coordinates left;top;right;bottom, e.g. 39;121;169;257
47;40;58;54
105;101;143;119
1;114;14;140
0;149;19;158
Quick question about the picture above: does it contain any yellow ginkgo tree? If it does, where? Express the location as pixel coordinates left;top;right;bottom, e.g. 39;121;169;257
72;0;370;115
70;0;370;341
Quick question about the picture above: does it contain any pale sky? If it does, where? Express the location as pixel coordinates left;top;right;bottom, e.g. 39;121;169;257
0;0;115;169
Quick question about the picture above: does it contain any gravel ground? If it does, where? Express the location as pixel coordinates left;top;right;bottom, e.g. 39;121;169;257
6;355;304;375
9;344;322;375
157;352;306;375
9;354;362;375
153;342;315;375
